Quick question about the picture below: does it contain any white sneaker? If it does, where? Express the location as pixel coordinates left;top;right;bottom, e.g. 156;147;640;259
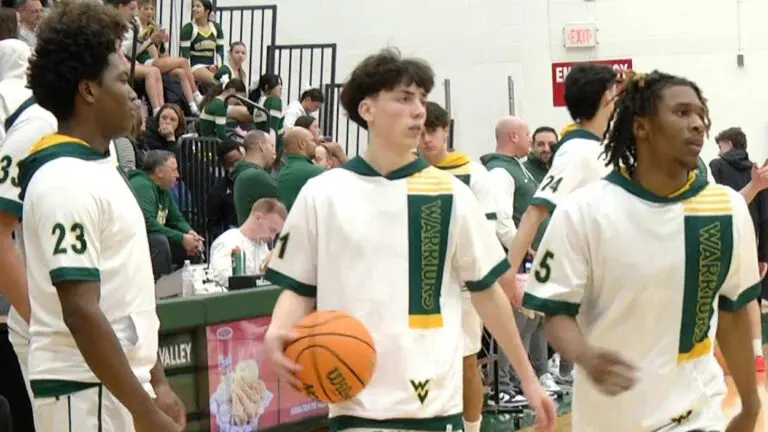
539;373;561;393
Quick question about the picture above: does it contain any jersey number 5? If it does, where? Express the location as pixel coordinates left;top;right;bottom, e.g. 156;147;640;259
540;175;563;193
534;250;555;283
52;222;87;255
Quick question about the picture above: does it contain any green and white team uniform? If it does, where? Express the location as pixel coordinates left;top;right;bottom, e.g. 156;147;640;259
434;152;500;356
20;135;159;431
0;96;56;413
198;96;228;140
180;21;225;71
266;157;510;431
524;170;761;431
213;63;247;89
530;128;610;212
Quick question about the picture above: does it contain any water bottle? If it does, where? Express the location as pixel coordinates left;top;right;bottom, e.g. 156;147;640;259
231;246;245;276
182;260;194;297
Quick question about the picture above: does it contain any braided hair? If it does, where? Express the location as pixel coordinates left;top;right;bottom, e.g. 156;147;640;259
602;70;711;175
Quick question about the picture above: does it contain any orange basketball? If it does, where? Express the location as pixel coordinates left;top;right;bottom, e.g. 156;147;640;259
283;310;377;403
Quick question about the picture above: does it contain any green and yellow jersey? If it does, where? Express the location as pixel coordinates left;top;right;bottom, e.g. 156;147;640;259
180;21;225;67
198;97;228;140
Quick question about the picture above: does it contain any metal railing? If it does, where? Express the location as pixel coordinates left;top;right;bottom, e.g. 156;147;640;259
156;1;277;85
175;137;225;243
266;44;337;128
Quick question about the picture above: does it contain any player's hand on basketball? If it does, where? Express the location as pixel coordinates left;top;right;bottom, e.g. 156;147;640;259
134;407;183;432
153;381;187;429
581;348;637;396
520;382;556;431
264;328;302;387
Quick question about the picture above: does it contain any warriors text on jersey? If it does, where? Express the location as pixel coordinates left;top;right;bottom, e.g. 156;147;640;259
523;170;761;431
266;157;510;431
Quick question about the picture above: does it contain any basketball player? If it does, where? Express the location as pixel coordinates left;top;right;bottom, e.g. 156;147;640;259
524;70;761;431
264;48;556;431
417;101;500;432
22;2;182;430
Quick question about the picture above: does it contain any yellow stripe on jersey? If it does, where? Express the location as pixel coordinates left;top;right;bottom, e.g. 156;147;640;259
682;185;732;215
408;314;444;329
29;133;89;155
406;166;454;195
440;163;471;178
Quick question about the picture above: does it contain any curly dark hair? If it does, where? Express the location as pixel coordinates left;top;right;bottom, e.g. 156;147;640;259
563;63;617;123
28;1;127;122
602;70;711;175
340;48;434;130
424;101;449;132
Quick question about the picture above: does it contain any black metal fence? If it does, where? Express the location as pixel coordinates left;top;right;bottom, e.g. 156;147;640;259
266;43;337;132
323;83;366;157
156;1;278;86
175;137;225;245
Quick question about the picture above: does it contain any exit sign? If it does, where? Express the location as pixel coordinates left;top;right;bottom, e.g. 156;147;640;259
563;23;598;48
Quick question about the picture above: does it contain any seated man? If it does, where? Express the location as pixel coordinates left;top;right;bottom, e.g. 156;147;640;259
129;149;204;280
277;127;324;211
232;129;277;224
208;198;286;288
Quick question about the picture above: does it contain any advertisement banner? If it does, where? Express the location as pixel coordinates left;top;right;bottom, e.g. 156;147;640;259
551;58;633;107
207;317;327;432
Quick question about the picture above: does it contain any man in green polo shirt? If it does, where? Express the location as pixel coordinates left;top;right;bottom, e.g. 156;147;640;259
277;127;325;211
523;126;556;183
232;129;277;224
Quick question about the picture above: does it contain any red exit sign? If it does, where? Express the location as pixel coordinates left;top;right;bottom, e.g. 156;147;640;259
563;23;598;48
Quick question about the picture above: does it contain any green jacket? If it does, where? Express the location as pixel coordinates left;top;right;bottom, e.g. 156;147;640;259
481;153;549;250
232;160;277;224
277;153;324;211
128;170;191;244
523;155;549;183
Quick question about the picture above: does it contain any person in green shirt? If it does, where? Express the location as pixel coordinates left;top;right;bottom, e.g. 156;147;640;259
213;41;247;89
180;0;224;85
251;73;284;159
524;126;556;183
277;127;325;211
232;129;277;224
198;78;246;140
128;150;205;280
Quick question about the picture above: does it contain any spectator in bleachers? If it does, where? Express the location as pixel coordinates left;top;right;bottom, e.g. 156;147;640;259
209;198;286;288
198;78;246;140
0;7;17;41
135;0;204;114
294;114;347;168
114;102;145;173
214;41;247;88
0;38;30;141
252;73;283;138
232;129;277;224
180;0;224;86
113;0;165;115
277;127;323;211
14;0;41;50
139;103;186;154
206;138;244;238
282;87;324;129
129;150;205;281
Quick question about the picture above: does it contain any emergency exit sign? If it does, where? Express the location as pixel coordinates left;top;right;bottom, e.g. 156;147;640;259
563;23;598;48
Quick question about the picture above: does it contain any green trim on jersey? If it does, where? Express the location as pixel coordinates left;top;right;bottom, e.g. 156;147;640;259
265;268;316;297
522;292;580;316
678;211;733;363
4;96;35;131
720;282;761;311
604;170;708;203
50;267;100;284
0;197;21;218
342;156;429;180
696;156;709;181
406;181;452;329
31;379;98;398
530;196;556;213
329;413;463;432
551;127;601;155
466;258;512;292
198;97;228;139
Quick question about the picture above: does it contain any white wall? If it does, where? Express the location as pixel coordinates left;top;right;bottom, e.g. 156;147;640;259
208;0;768;163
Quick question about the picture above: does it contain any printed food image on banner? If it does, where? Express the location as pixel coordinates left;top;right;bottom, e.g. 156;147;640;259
207;317;327;432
